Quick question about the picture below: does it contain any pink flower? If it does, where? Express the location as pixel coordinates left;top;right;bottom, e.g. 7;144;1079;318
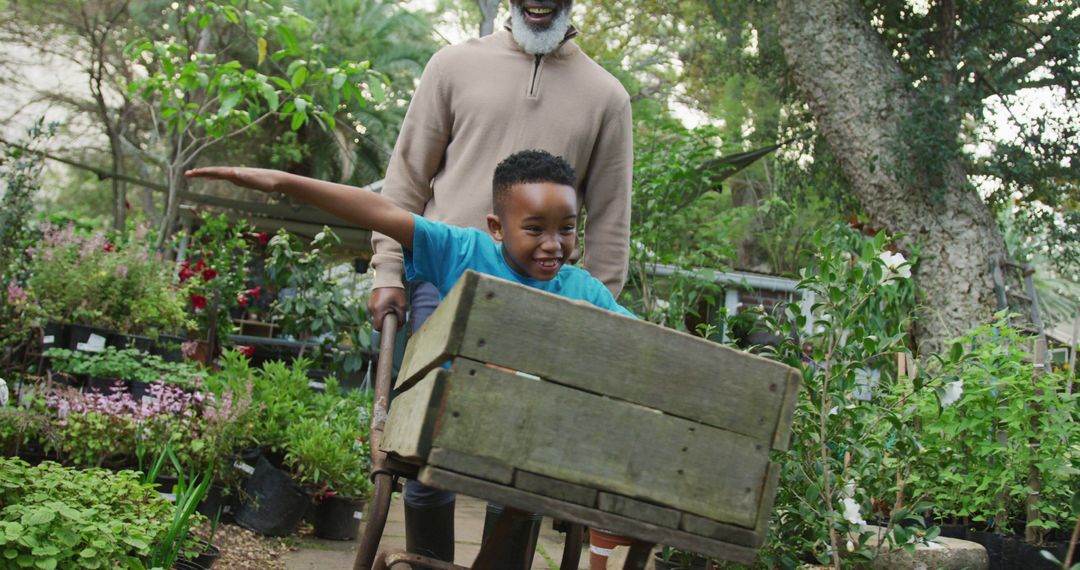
181;340;199;358
6;281;28;304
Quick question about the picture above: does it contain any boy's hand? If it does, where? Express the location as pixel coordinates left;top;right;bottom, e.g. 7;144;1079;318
185;166;282;193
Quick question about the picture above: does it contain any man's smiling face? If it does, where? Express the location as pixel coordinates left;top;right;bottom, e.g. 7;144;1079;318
508;0;573;32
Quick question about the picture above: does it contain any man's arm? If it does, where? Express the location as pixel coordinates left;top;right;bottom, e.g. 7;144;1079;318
370;49;453;289
185;167;415;249
581;96;633;297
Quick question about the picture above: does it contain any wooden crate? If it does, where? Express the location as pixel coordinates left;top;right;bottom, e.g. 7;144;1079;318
381;271;800;563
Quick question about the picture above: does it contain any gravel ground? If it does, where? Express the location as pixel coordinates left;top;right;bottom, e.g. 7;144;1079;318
191;521;303;569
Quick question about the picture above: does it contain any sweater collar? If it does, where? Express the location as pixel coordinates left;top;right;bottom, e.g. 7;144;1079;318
501;17;580;58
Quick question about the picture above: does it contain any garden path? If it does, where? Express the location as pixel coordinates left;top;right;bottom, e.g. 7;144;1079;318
282;494;616;569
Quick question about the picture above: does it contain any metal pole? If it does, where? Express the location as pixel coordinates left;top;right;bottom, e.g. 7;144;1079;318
354;313;399;570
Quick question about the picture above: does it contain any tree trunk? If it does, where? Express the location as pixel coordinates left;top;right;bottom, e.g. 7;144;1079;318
477;0;500;37
775;0;1007;353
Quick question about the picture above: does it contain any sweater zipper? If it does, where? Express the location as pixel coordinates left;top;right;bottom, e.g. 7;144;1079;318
528;54;543;97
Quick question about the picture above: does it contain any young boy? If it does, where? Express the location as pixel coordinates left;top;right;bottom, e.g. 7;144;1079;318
186;149;634;318
186;149;634;566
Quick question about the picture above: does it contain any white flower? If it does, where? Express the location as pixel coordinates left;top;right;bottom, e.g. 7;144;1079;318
941;380;964;407
841;497;866;526
879;251;912;282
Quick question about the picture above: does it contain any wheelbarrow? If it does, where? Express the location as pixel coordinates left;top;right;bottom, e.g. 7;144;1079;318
352;271;801;570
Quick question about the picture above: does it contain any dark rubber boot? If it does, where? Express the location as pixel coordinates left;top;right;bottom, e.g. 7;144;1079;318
404;500;456;562
480;503;542;570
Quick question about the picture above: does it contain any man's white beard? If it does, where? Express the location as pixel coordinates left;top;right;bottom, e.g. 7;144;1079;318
510;5;571;55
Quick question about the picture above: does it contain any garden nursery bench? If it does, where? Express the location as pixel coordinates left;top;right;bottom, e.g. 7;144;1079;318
354;270;801;570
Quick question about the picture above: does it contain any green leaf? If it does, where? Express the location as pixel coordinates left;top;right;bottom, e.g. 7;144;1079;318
331;72;346;91
368;78;385;103
290;112;305;131
218;91;243;117
276;25;299;52
291;66;309;90
950;342;964;362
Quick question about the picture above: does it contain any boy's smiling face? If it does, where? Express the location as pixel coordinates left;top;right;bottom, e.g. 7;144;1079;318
486;181;578;281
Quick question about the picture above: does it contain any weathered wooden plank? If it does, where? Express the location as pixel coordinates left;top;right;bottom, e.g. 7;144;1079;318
403;271;799;444
428;448;514;485
431;360;767;527
754;461;782;539
380;369;447;462
597;493;681;529
395;274;477;390
418;466;759;565
514;471;598;506
772;369;803;451
680;514;762;548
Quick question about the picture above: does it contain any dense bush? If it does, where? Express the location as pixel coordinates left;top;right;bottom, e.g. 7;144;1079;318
0;457;173;569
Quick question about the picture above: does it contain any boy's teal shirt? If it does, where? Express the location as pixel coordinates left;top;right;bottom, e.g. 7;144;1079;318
404;215;636;318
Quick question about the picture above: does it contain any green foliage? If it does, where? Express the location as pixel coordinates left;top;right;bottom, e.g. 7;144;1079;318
0;120;55;366
284;390;373;498
248;357;317;453
44;347;206;386
27;223;191;334
265;227;373;373
139;445;213;569
908;320;1080;538
623;117;754;327
0;406;55;459
0;457;174;569
752;225;929;568
178;212;254;345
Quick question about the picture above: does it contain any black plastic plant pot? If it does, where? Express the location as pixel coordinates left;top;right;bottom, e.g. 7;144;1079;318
67;324;113;352
152;334;188;362
938;523;967;539
128;380;153;402
312;494;366;541
183;538;221;569
172;559;207;570
234;455;310;537
1008;539;1066;570
108;332;153;352
41;323;70;351
85;376;129;395
49;372;85;390
968;531;1007;570
196;484;228;519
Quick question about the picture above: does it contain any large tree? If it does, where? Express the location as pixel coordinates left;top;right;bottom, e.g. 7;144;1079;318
773;0;1077;351
574;0;1078;352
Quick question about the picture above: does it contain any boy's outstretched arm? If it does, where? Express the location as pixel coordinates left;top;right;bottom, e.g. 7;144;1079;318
185;167;414;249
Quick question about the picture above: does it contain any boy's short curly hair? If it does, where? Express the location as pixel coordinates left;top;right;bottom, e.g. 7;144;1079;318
492;150;577;213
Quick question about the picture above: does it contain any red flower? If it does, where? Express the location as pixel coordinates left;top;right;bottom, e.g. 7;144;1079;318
246;286;262;300
190;294;208;310
103;243;115;252
236;291;248;307
194;258;207;271
201;268;218;281
235;345;255;358
256;233;270;246
178;267;195;282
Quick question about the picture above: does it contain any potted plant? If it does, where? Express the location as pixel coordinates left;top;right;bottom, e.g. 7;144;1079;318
0;456;175;567
176;213;254;363
284;390;373;540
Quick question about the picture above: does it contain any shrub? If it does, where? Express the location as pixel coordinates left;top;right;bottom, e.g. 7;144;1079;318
284;390;373;499
0;457;174;569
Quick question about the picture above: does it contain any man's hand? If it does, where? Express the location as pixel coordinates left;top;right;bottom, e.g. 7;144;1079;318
368;287;407;331
185;167;282;193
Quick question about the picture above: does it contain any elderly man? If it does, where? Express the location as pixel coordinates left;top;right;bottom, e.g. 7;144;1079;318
367;0;632;566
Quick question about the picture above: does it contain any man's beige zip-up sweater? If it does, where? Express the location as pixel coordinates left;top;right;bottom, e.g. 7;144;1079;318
369;25;633;296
